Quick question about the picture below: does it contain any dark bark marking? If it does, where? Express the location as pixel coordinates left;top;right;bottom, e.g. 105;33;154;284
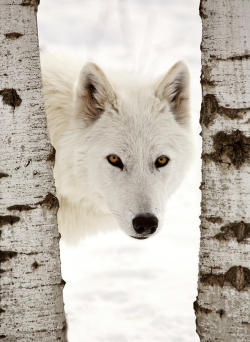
193;300;212;315
20;251;38;255
47;147;56;162
200;94;217;127
199;1;208;19
7;204;35;211
200;273;225;287
200;94;248;127
210;54;250;61
0;335;6;339
214;221;250;243
0;251;18;263
200;266;250;291
201;78;216;87
0;172;9;178
0;215;20;228
61;279;66;288
32;261;40;269
62;320;68;332
199;181;205;190
25;281;63;290
5;32;23;39
225;266;250;291
0;88;22;109
201;66;215;87
0;307;5;316
202;130;250;169
21;0;40;11
25;158;31;167
35;193;59;209
205;216;222;224
216;309;225;318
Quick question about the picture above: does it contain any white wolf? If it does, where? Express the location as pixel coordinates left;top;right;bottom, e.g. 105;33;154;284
41;55;193;243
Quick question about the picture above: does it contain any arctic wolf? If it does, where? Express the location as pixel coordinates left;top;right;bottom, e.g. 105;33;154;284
41;56;193;243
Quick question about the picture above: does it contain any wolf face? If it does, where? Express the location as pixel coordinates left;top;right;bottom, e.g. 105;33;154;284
69;61;193;240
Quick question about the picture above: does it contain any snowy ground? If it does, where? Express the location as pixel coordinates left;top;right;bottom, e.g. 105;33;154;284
38;1;201;341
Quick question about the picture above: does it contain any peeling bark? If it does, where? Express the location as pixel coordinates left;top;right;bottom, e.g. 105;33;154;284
0;1;66;341
196;1;250;341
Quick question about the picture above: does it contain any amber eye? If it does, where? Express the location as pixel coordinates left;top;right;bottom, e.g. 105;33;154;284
107;154;124;170
155;155;170;168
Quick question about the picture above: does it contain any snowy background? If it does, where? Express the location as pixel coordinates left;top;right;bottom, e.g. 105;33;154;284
38;1;201;341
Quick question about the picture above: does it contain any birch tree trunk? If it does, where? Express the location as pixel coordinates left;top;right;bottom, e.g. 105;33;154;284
0;1;67;341
194;0;250;341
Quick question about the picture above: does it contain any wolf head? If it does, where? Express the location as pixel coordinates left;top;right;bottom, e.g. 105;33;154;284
72;61;193;240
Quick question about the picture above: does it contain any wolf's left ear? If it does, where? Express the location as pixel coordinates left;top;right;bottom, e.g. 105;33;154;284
155;61;190;126
74;62;116;123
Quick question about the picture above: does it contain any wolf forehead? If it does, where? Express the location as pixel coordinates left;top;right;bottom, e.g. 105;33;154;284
95;92;170;130
88;94;175;139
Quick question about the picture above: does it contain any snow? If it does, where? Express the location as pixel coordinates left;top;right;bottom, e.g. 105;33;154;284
38;1;201;341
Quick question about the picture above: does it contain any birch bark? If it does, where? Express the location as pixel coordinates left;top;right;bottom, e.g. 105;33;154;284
195;0;250;341
0;1;67;341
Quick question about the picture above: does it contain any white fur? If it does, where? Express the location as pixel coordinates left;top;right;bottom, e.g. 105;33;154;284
41;55;194;243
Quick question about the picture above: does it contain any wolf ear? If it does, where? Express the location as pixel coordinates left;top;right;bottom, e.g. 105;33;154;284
74;62;116;123
155;61;190;126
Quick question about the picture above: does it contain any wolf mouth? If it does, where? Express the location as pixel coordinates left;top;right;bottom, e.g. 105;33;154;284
130;236;148;240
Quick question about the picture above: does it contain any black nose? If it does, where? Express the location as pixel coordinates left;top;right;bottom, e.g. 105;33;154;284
132;213;158;235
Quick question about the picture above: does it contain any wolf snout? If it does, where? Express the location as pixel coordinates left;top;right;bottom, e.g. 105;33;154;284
132;213;158;238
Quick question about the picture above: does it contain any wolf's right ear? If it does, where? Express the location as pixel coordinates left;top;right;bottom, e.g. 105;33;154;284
74;62;116;123
155;61;190;126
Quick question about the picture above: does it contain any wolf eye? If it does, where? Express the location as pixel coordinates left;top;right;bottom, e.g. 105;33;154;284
155;155;170;168
107;154;124;170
